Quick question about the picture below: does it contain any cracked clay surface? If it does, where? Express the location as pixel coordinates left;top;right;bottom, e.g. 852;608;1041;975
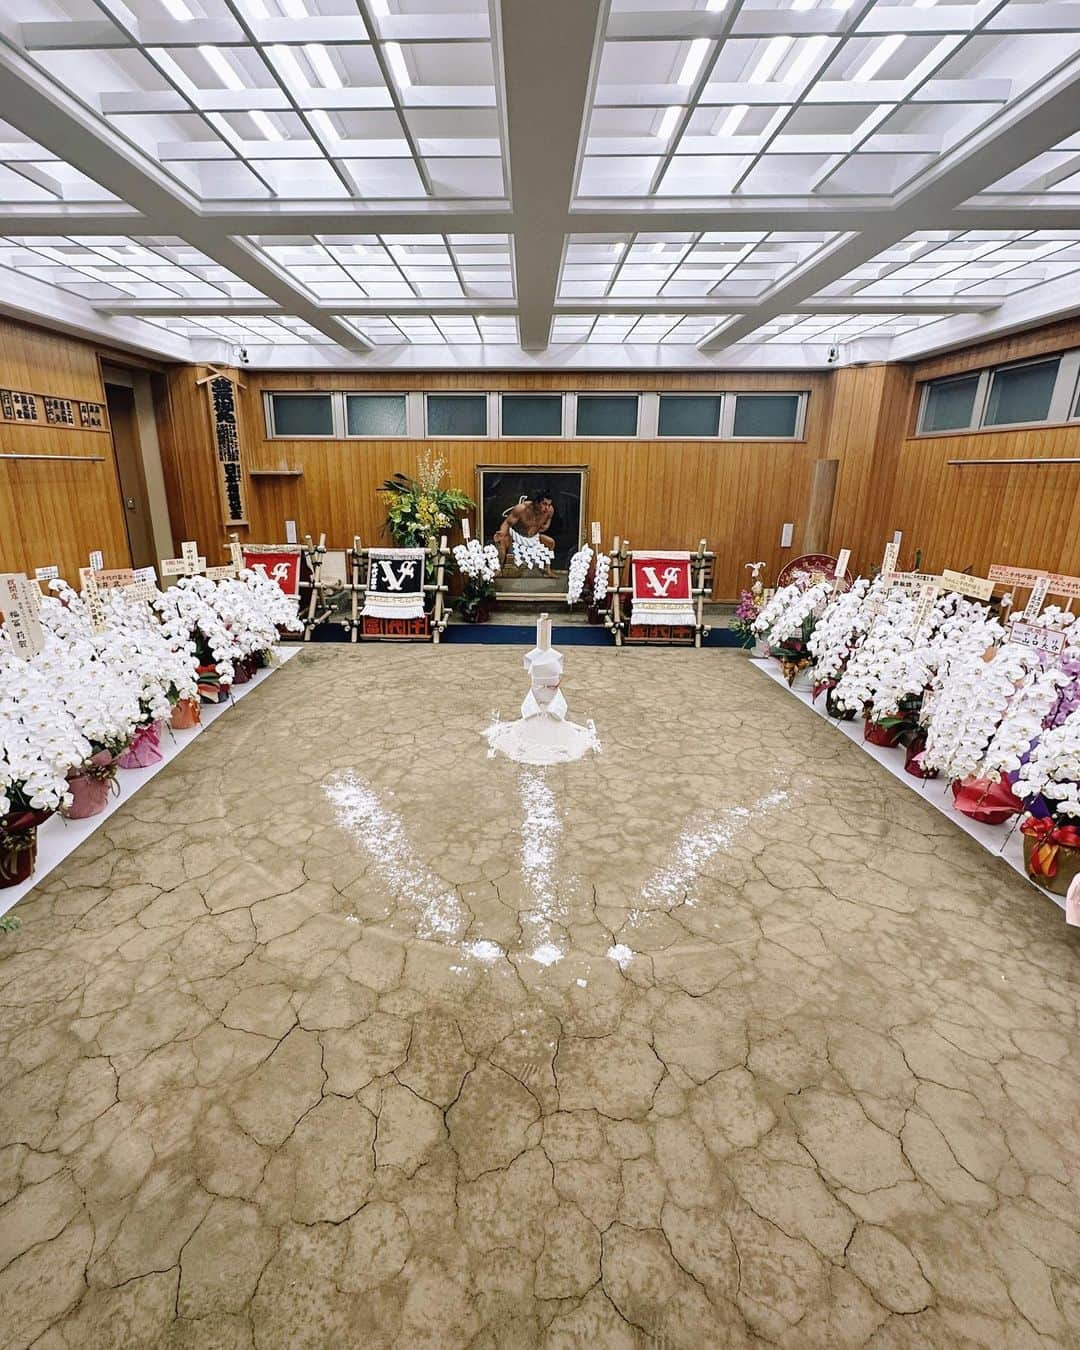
1;645;1079;1348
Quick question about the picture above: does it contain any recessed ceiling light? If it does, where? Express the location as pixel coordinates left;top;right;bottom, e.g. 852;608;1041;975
677;38;711;86
160;0;196;18
748;36;792;83
385;42;411;88
249;109;284;142
198;45;245;91
656;106;681;139
305;44;343;90
854;33;905;82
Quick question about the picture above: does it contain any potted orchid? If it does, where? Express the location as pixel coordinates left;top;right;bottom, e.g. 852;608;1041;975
729;591;759;649
753;576;831;684
807;577;875;716
1015;710;1080;894
453;537;500;623
0;645;90;886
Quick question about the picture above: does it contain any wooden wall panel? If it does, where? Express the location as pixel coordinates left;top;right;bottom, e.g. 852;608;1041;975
885;323;1080;579
5;310;1080;596
153;366;835;597
0;316;130;579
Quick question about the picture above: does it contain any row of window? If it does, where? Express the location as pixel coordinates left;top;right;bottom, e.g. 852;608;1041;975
917;348;1080;436
264;390;808;441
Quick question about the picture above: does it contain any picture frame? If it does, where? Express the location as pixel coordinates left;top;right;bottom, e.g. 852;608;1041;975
476;464;588;601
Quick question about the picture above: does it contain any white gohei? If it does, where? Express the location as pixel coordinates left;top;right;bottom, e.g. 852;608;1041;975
485;614;599;765
592;551;610;604
566;544;594;604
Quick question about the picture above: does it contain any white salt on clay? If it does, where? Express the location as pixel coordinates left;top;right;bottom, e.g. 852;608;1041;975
485;613;599;765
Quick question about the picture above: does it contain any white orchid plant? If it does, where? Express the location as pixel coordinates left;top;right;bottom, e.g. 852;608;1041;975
0;642;89;818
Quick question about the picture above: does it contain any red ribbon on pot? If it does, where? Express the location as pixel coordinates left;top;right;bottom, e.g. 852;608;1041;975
1020;816;1080;878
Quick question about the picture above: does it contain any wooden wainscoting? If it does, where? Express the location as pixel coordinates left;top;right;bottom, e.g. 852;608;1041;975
0;317;131;579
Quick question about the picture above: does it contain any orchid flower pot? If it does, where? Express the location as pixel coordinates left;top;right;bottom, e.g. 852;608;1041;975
63;752;117;820
951;774;1022;826
231;656;255;685
117;721;164;770
824;687;856;721
864;717;906;748
0;809;51;889
1021;818;1080;895
903;733;937;779
171;697;201;730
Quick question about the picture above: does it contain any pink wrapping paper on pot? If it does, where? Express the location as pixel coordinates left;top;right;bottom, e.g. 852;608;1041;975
117;721;163;769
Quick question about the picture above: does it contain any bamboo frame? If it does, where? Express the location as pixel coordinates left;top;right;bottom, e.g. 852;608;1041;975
301;532;352;643
604;539;715;648
336;535;450;644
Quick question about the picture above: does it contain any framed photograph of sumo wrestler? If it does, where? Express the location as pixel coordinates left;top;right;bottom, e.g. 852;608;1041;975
476;465;588;601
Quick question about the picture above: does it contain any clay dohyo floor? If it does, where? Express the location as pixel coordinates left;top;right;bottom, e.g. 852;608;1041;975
2;648;1080;1350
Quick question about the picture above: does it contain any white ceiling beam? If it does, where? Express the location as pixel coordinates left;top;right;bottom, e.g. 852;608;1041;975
21;14;491;50
700;56;1080;352
592;78;1012;108
606;6;1080;41
0;260;192;363
94;296;995;319
501;0;606;350
0;36;372;353
192;340;831;372
886;275;1080;364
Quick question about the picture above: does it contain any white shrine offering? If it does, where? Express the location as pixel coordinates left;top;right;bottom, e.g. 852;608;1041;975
485;614;599;764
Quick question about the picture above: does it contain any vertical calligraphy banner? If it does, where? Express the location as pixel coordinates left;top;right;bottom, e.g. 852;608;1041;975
205;371;247;527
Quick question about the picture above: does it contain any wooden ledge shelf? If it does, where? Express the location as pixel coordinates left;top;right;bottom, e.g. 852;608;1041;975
249;467;303;477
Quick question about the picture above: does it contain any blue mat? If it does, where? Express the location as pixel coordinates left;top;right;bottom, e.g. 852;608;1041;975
303;623;742;647
444;623;743;647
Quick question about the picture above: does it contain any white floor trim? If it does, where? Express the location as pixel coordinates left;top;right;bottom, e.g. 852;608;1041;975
1;647;301;918
750;656;1065;915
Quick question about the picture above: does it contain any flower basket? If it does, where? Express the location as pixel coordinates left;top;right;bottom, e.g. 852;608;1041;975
951;774;1022;826
196;664;231;703
1021;820;1080;895
0;808;51;889
778;656;812;686
171;697;201;730
117;720;164;770
63;752;117;820
904;733;937;780
864;717;906;748
824;688;856;721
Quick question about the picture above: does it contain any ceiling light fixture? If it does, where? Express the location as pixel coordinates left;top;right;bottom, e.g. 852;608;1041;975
656;105;681;139
853;32;904;81
716;103;749;137
783;34;828;85
198;45;245;90
677;37;711;86
305;44;343;89
160;0;196;18
385;42;411;87
249;109;284;141
748;35;793;83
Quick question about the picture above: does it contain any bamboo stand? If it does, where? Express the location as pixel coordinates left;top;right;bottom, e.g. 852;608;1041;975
342;536;450;643
301;533;351;642
605;539;715;647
